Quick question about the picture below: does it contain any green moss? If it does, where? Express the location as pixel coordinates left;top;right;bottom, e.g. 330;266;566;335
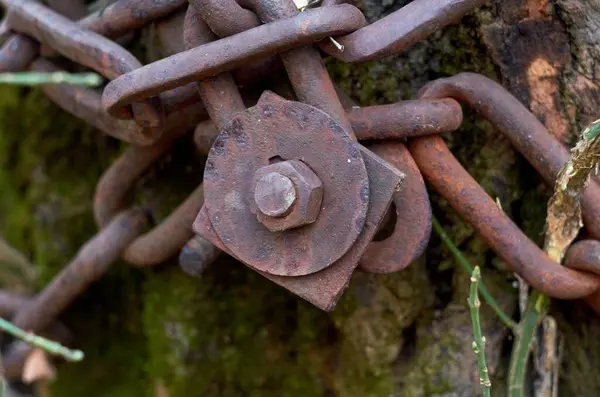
331;261;433;397
0;86;120;280
49;265;149;397
0;85;148;396
325;15;497;107
140;258;432;397
397;269;515;397
142;259;333;397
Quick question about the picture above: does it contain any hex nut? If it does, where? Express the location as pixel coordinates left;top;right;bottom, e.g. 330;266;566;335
254;172;297;218
250;160;323;232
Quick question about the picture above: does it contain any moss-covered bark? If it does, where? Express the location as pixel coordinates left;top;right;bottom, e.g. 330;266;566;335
1;1;599;396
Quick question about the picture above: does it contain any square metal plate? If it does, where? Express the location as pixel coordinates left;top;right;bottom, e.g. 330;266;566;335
193;144;403;311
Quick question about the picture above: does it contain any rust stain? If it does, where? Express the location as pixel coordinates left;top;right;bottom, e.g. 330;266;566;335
154;379;170;397
526;0;551;19
526;57;570;142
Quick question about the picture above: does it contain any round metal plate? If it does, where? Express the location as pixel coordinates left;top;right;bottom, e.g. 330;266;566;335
203;91;369;276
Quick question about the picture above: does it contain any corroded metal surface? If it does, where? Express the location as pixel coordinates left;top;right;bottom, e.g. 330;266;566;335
187;99;466;151
203;92;369;276
4;0;163;128
31;58;205;144
79;0;187;39
349;99;463;140
565;240;600;276
177;6;248;273
251;160;324;231
0;0;187;69
360;142;432;273
93;130;194;228
101;5;365;116
417;73;600;241
94;123;219;267
564;240;600;314
182;6;246;129
253;171;298;218
410;135;600;299
409;73;600;304
0;291;73;376
247;0;356;138
11;209;150;333
46;0;87;21
193;120;220;156
0;34;38;72
194;145;403;311
1;209;149;378
319;0;488;62
0;0;192;144
123;185;205;267
179;235;222;277
0;291;32;317
189;0;260;38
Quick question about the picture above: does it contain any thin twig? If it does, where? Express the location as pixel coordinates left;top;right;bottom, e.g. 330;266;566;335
432;216;517;330
508;291;544;397
0;317;83;362
515;274;529;317
468;267;492;397
584;119;600;140
534;316;561;397
508;118;600;397
0;72;103;87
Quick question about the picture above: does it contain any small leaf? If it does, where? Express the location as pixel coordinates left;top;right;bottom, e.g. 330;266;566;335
22;348;56;384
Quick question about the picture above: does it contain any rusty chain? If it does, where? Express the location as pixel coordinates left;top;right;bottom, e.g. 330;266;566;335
0;0;599;378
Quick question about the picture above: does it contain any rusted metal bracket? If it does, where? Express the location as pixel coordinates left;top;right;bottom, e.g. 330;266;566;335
194;92;403;310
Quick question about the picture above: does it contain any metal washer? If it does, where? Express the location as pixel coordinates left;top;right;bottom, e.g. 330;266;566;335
203;91;369;277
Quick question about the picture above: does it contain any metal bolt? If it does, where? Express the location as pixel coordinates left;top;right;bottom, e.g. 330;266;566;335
254;172;297;217
250;160;323;232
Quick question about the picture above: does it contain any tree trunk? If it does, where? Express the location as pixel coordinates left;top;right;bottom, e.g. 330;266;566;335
0;1;599;396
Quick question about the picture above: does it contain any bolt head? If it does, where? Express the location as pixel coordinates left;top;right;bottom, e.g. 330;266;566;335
251;160;323;232
254;172;297;217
